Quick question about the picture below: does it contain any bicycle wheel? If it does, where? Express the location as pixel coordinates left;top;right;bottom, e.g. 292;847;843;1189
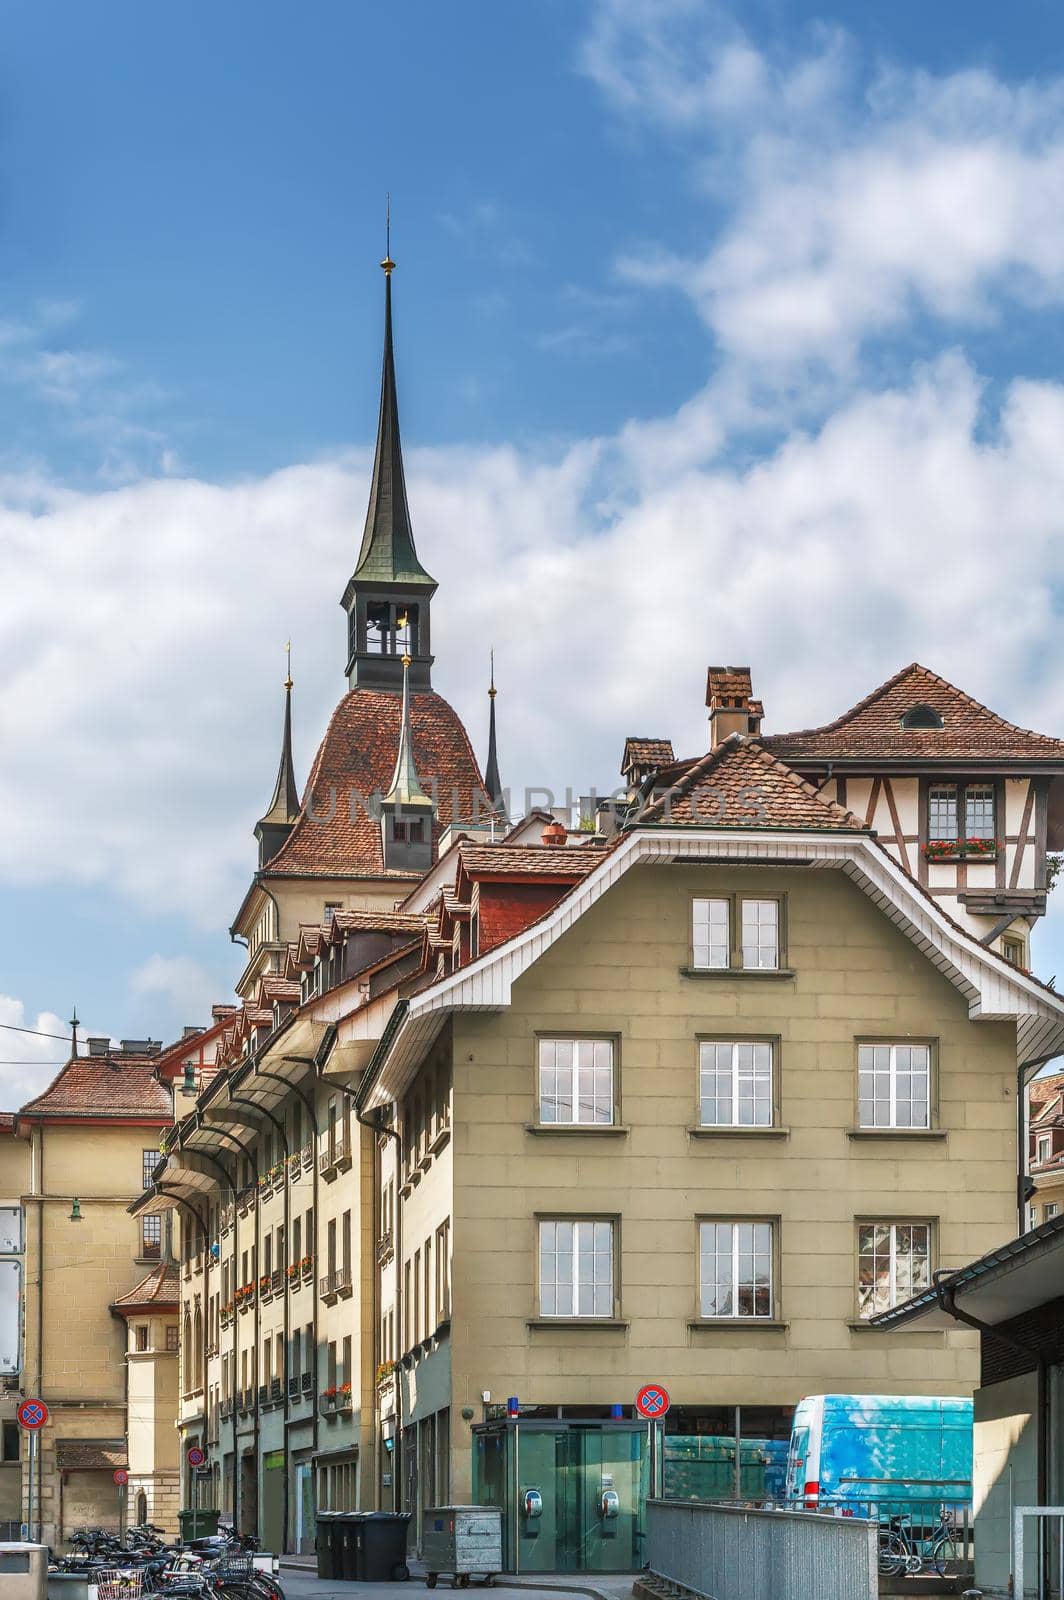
878;1533;907;1576
931;1534;958;1578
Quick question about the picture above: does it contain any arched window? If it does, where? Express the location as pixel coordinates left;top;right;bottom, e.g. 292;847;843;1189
193;1305;203;1383
900;704;944;729
135;1490;147;1527
182;1311;193;1396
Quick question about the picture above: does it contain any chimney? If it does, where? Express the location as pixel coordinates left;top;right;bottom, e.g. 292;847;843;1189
182;1025;201;1039
706;666;763;748
542;819;568;846
86;1036;111;1057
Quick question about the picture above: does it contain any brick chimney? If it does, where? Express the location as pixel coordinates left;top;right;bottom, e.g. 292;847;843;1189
706;666;763;748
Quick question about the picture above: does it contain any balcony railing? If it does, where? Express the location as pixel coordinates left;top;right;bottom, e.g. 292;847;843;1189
320;1273;339;1306
271;1268;284;1296
376;1231;393;1267
301;1370;313;1395
334;1266;353;1299
319;1131;351;1181
269;1377;283;1402
257;1384;268;1407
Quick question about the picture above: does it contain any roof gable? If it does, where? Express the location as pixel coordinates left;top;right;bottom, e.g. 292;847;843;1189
764;663;1064;762
19;1050;173;1121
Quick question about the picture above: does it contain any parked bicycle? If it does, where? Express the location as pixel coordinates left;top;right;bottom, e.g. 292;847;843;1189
877;1508;958;1577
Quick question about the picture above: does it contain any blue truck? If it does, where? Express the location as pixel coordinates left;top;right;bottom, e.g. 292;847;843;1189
784;1394;973;1510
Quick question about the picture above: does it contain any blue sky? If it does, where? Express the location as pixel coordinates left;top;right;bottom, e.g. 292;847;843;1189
6;0;1064;1102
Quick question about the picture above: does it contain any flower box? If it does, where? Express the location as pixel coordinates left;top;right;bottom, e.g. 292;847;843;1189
923;837;1000;862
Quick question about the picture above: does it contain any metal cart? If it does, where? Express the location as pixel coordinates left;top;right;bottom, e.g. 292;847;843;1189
422;1506;502;1589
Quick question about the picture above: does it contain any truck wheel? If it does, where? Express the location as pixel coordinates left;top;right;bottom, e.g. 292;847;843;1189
426;1577;437;1589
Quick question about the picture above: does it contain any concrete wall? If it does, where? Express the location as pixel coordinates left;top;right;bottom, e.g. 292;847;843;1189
973;1372;1038;1599
448;862;1019;1498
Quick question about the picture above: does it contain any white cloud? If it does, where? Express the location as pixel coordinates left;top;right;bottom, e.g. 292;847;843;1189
3;353;1064;942
0;996;74;1112
129;956;220;1029
586;1;1064;372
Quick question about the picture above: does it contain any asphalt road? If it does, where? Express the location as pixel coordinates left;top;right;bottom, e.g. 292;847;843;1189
278;1565;636;1600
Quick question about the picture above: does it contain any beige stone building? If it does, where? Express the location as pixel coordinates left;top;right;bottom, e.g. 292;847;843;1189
14;1037;177;1545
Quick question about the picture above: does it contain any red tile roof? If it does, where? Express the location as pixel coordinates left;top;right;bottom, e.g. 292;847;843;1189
622;737;675;773
764;663;1064;762
457;844;606;877
332;910;427;935
637;735;868;831
113;1261;180;1312
1031;1072;1064;1108
19;1050;173;1120
266;687;489;879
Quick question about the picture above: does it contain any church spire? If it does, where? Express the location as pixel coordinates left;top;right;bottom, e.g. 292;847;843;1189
255;648;301;867
484;651;505;812
353;253;435;590
341;241;438;692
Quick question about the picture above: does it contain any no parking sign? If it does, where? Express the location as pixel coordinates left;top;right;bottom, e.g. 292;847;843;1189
635;1384;670;1420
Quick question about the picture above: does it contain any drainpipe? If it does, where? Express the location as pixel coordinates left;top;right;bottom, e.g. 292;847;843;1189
35;1121;44;1542
1018;1064;1035;1236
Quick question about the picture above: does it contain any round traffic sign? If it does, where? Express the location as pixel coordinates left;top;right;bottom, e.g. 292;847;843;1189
113;1469;128;1487
635;1384;670;1420
186;1446;206;1468
16;1399;48;1431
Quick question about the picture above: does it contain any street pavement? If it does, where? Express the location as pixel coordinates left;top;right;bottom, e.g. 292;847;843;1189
278;1562;638;1600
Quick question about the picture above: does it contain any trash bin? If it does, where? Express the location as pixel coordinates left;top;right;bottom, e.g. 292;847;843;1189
355;1511;412;1581
337;1517;361;1582
178;1509;221;1543
315;1514;339;1580
0;1543;47;1600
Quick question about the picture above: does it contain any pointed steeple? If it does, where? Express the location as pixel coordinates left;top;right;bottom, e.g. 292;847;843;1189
380;653;435;872
341;244;438;693
354;258;435;589
484;652;505;813
255;649;302;867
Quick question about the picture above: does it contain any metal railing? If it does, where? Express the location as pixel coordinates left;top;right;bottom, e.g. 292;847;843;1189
648;1497;878;1600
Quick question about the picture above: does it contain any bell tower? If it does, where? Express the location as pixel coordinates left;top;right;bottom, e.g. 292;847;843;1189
340;250;437;693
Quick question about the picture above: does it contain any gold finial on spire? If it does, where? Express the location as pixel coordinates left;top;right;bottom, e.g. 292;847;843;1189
381;192;395;276
489;649;497;700
284;640;293;691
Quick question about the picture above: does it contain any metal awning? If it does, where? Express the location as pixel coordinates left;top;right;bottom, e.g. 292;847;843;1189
871;1213;1064;1331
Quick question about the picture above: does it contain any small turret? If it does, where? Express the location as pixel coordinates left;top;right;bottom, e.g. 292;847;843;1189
484;652;506;817
380;654;435;872
255;651;301;867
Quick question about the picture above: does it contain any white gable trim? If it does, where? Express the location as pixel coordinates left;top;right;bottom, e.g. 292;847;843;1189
362;827;1064;1105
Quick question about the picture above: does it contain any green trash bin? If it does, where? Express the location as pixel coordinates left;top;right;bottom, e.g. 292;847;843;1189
178;1508;221;1543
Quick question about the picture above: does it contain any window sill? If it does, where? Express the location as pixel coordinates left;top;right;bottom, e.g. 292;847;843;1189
847;1128;946;1141
524;1124;630;1138
688;1126;790;1140
428;1127;451;1156
527;1318;629;1331
680;967;796;982
688;1319;788;1332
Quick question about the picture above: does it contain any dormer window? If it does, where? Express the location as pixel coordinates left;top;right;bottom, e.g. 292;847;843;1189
392;818;426;844
901;705;944;730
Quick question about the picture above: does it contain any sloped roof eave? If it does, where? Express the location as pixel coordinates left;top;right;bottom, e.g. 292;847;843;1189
359;826;1064;1109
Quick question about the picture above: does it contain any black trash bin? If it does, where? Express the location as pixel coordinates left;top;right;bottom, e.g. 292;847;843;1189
356;1511;412;1581
315;1514;339;1580
338;1517;362;1582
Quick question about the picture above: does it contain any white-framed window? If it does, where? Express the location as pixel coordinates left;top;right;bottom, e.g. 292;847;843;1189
1002;935;1026;968
857;1221;931;1319
692;898;730;969
1045;1203;1060;1222
538;1219;614;1318
692;896;781;971
1036;1133;1052;1165
538;1039;614;1125
965;784;995;840
699;1220;774;1319
699;1041;773;1127
858;1043;931;1129
741;899;779;969
928;784;958;841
